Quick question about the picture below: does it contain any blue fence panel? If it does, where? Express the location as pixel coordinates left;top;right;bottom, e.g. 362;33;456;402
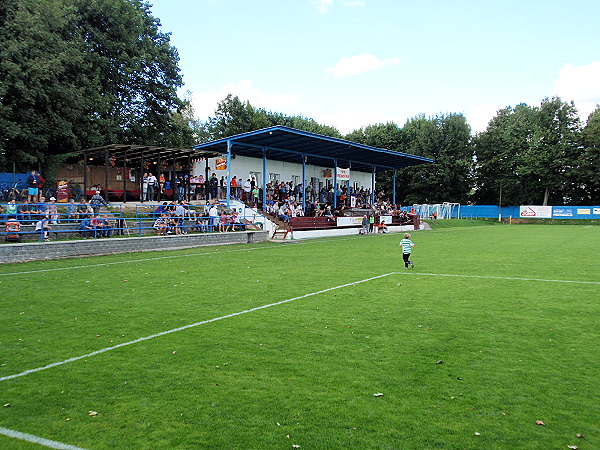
451;205;600;219
0;172;28;185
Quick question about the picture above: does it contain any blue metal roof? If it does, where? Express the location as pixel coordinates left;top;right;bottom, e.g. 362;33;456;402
193;126;433;172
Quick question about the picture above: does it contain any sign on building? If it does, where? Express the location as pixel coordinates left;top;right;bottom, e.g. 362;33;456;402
337;168;350;180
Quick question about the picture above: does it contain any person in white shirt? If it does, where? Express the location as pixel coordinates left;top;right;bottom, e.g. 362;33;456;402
242;179;252;203
142;173;149;202
147;173;157;202
209;203;219;232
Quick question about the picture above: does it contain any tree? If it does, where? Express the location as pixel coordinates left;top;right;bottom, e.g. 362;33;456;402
517;97;581;205
473;104;538;205
474;98;583;206
0;0;188;172
201;94;341;141
569;107;600;204
396;114;473;205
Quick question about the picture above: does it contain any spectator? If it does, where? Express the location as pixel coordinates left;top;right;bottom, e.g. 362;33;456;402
99;215;113;237
4;217;22;242
361;215;369;234
231;176;238;198
251;186;259;207
18;200;35;223
47;197;59;224
142;172;149;202
209;173;218;200
208;202;219;231
242;179;251;203
77;199;93;218
66;199;77;223
218;211;229;232
377;220;389;233
37;196;48;220
153;214;169;235
89;191;108;217
5;199;18;219
26;170;40;203
147;172;157;202
173;201;186;235
79;215;94;238
35;217;52;241
219;176;225;198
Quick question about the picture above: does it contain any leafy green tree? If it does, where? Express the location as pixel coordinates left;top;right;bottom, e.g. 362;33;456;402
0;0;187;172
516;97;581;205
396;114;473;205
569;107;600;204
473;104;538;205
201;94;341;142
474;98;583;206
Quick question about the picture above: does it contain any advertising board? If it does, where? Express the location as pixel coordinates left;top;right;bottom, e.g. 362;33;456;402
520;206;552;218
552;207;573;217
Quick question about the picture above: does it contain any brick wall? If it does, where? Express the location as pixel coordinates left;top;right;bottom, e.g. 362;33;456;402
0;231;269;264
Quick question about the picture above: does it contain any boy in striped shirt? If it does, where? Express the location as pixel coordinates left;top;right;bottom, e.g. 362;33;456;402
400;233;415;269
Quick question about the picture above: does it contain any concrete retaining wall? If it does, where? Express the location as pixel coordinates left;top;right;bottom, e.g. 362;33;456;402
0;231;269;264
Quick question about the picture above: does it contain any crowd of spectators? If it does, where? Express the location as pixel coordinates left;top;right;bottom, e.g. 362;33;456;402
151;200;243;236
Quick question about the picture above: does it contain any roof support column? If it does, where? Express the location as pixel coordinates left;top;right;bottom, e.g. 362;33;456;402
392;169;397;205
262;147;267;211
123;150;128;203
371;166;376;206
346;162;351;208
104;149;109;200
226;140;232;209
83;151;88;200
157;150;161;201
333;159;338;209
187;155;192;201
302;153;306;213
140;149;145;202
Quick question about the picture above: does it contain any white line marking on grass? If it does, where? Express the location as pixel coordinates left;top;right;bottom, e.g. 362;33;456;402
0;427;86;449
399;271;600;285
0;272;395;382
0;242;304;277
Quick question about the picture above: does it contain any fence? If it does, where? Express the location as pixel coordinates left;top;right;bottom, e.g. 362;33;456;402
440;205;600;220
1;202;249;243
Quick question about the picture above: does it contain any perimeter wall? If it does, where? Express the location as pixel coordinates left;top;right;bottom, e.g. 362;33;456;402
0;231;268;264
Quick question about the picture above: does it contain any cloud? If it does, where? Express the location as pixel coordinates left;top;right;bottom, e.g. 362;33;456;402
342;0;366;6
190;80;301;121
463;103;506;133
326;54;400;78
312;0;365;14
312;0;333;14
553;61;600;120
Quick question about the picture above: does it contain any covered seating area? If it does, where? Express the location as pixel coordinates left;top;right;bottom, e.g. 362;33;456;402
68;144;222;201
193;126;434;211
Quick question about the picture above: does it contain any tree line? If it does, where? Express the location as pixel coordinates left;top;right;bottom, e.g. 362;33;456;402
201;95;600;206
1;0;598;205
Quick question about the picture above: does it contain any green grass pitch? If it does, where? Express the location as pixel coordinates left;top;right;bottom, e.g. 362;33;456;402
1;222;598;449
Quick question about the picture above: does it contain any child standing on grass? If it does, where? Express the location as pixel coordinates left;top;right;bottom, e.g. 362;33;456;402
400;232;415;269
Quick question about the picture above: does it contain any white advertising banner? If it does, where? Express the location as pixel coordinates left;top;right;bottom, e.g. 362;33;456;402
520;205;552;218
594;208;600;215
337;216;362;226
336;168;350;180
336;216;394;226
577;208;591;215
